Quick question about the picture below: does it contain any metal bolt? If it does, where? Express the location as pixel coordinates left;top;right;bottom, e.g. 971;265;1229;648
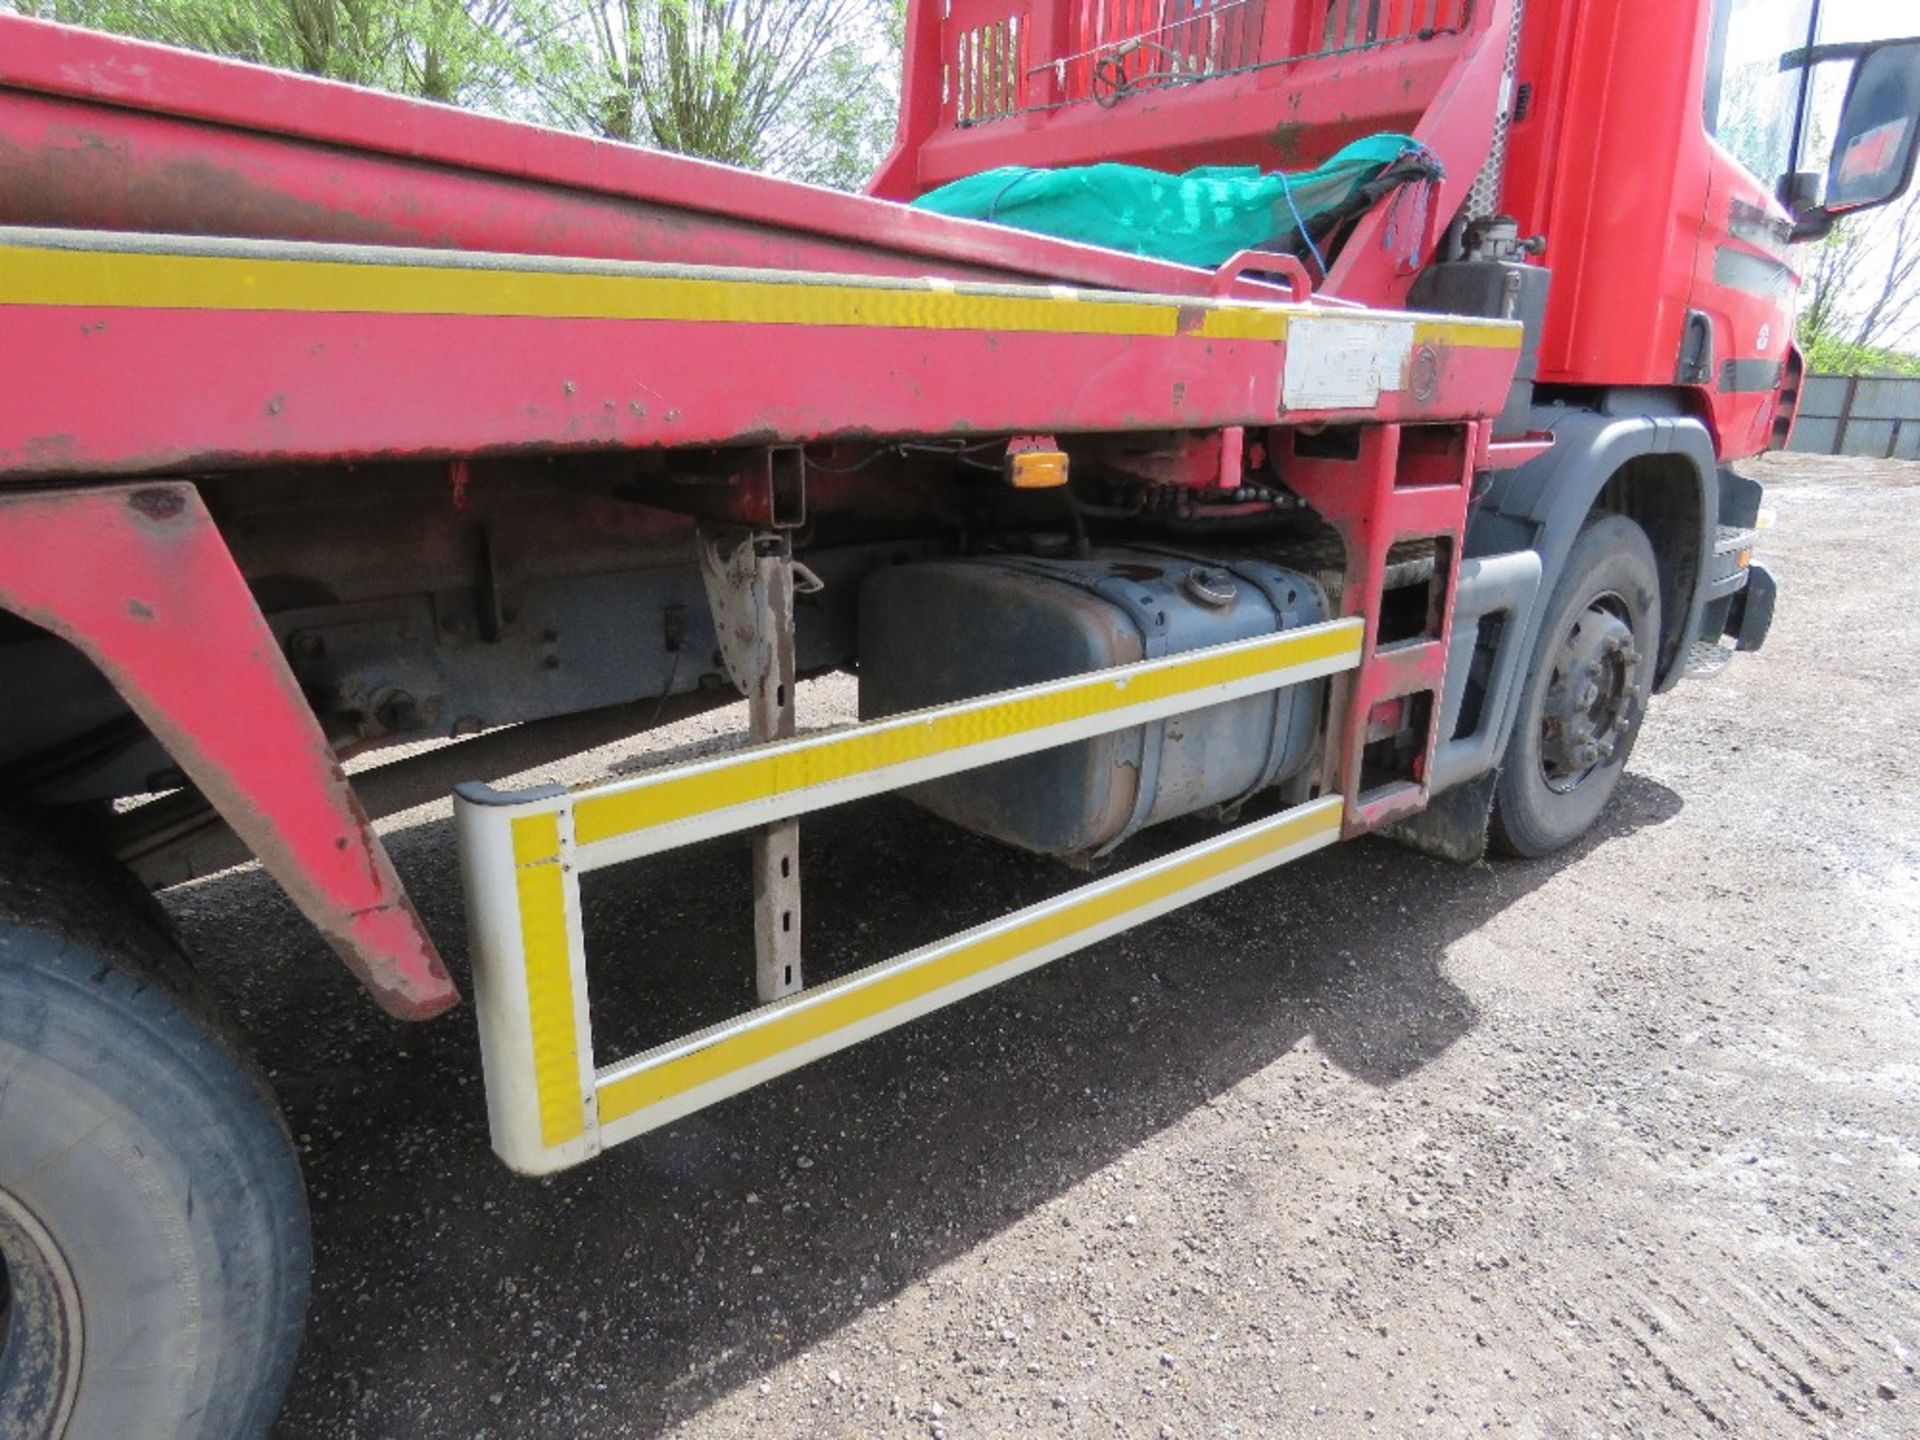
372;690;418;733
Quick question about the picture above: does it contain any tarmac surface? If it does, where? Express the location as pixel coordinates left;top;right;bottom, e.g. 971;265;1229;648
168;452;1919;1438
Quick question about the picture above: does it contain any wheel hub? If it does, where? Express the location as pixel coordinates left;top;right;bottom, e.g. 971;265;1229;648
0;1186;83;1440
1538;598;1644;794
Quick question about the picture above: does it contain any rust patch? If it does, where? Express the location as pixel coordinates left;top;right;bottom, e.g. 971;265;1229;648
127;486;187;521
1268;123;1308;167
19;434;83;471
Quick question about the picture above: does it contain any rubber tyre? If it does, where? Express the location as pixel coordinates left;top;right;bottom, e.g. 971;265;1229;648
1490;514;1662;859
0;828;309;1440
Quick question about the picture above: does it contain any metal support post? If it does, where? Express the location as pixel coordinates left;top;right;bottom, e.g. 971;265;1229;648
698;526;804;1001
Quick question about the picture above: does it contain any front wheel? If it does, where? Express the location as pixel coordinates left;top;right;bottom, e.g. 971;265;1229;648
0;829;309;1439
1490;514;1662;858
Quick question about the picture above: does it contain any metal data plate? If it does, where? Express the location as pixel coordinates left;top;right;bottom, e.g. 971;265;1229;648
454;618;1363;1174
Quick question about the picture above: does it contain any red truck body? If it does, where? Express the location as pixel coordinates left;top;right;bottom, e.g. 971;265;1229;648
0;0;1810;1017
2;0;1912;1424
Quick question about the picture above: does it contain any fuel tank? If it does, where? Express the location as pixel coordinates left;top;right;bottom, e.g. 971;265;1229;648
858;548;1329;862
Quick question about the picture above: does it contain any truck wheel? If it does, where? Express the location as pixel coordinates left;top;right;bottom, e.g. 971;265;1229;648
1490;514;1661;859
0;829;308;1439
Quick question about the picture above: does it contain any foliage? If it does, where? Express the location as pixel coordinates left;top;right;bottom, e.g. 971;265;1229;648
6;0;902;188
1800;334;1920;378
11;0;536;104
1797;188;1920;376
525;0;897;186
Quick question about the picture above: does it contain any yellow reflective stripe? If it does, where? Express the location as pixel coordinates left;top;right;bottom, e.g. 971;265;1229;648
512;811;561;866
0;241;1522;348
572;620;1361;847
1;243;1179;337
1413;318;1524;350
1194;306;1290;341
513;829;584;1147
594;797;1342;1123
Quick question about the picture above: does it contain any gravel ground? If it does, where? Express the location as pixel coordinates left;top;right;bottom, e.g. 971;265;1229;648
170;452;1919;1439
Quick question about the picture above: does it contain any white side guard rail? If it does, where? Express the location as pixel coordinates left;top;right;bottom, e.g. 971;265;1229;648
455;617;1363;1173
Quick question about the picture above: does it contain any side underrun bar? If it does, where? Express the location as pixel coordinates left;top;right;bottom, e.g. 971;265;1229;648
455;618;1361;1173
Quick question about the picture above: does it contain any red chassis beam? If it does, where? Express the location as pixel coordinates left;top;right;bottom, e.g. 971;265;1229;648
0;229;1520;478
0;483;458;1019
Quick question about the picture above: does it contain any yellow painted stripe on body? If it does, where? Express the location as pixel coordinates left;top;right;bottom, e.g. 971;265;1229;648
0;241;1520;347
1413;318;1523;350
4;242;1183;337
1193;310;1523;349
572;620;1362;847
511;819;585;1147
1193;306;1290;341
594;797;1342;1123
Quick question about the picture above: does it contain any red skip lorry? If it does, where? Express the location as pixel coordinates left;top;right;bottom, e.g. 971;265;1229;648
0;0;1915;1432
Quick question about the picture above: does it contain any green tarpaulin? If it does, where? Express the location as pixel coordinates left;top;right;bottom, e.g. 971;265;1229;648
910;134;1421;269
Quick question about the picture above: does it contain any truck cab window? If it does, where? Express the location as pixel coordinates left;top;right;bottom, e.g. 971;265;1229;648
1705;0;1816;185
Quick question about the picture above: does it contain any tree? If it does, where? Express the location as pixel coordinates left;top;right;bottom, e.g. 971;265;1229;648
5;0;902;190
1842;187;1920;351
9;0;537;104
528;0;898;186
1798;186;1920;375
1799;215;1867;349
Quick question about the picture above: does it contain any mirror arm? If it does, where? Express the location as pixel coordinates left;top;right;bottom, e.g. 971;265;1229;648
1790;209;1835;243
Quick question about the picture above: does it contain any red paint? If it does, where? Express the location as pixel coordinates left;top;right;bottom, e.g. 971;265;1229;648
1281;422;1486;836
0;484;459;1020
1500;0;1799;459
874;0;1476;194
0;268;1519;478
876;0;1803;453
1322;0;1511;310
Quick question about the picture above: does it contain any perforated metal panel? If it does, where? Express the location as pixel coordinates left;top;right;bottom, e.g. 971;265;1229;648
1465;0;1527;222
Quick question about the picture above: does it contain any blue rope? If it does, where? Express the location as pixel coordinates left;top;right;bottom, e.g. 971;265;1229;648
1274;166;1330;279
1382;144;1445;266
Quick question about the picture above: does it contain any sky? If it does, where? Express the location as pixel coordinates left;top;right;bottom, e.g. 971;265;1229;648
1818;0;1910;44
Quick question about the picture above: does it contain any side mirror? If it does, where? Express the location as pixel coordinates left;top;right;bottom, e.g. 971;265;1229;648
1786;36;1920;239
1826;39;1920;212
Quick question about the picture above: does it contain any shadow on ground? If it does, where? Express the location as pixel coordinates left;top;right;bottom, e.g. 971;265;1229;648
163;772;1683;1437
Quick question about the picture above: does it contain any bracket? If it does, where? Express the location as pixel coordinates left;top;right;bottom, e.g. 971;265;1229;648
697;525;804;1002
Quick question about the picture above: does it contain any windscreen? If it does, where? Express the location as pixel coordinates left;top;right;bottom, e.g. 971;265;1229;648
1705;0;1818;186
